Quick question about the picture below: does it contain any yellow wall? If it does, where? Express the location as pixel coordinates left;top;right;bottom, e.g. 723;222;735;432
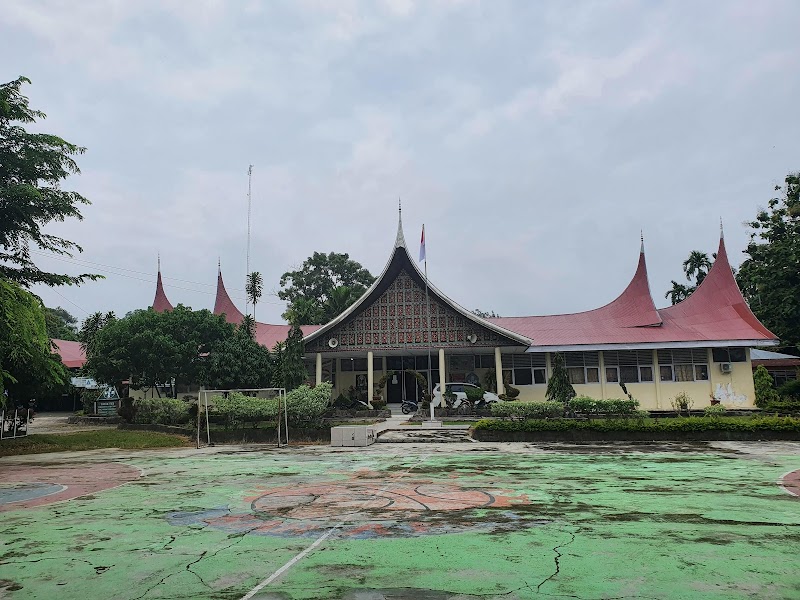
709;348;756;408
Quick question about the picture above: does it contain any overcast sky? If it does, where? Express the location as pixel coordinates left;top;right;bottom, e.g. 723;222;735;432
5;0;799;326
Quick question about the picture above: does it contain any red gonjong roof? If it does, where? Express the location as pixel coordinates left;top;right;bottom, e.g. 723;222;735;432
490;234;778;350
52;339;86;369
152;268;173;313
213;268;321;348
213;268;245;324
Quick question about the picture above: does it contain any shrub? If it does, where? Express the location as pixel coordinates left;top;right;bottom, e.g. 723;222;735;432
371;397;387;410
464;386;485;403
473;416;800;433
670;392;694;415
754;366;780;408
491;401;564;419
778;379;800;400
211;392;278;429
133;397;191;426
332;393;351;409
703;404;727;418
284;382;333;425
569;396;639;417
762;398;800;414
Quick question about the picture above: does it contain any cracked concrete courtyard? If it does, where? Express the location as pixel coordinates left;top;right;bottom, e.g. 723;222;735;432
1;441;800;599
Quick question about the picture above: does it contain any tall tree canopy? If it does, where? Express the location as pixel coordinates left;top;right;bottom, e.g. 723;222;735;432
45;306;78;341
737;173;800;354
0;76;99;287
0;280;68;404
279;252;375;325
203;320;272;390
85;306;233;395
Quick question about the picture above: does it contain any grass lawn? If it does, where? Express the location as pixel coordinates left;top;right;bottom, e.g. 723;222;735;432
0;430;191;457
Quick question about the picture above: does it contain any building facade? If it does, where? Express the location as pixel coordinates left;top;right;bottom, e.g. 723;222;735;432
141;210;779;409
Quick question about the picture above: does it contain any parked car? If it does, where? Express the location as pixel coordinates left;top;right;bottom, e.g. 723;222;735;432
431;383;500;408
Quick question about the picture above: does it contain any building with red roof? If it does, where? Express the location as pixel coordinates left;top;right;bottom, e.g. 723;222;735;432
58;208;776;409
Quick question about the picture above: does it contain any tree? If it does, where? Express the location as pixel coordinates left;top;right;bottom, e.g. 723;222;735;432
85;306;233;396
246;271;263;320
0;76;100;287
753;366;779;408
545;352;576;404
1;279;68;405
78;311;116;358
203;321;272;390
473;309;501;318
737;173;800;355
665;251;713;305
279;252;375;325
45;306;78;341
282;324;308;391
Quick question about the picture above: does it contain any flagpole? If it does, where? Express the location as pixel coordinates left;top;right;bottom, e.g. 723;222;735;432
423;225;434;421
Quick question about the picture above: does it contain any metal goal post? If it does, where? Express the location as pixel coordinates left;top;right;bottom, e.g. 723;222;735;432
196;388;288;449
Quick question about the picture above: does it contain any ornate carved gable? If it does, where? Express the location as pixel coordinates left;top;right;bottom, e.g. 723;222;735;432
306;269;513;353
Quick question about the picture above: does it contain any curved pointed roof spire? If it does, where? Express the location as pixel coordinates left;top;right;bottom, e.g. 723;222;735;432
214;262;245;324
660;232;775;338
394;197;407;248
152;255;174;312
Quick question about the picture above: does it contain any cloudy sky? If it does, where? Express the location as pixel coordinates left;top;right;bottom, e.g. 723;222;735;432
5;0;799;326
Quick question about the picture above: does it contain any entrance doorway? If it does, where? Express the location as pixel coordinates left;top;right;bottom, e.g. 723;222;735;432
386;371;423;404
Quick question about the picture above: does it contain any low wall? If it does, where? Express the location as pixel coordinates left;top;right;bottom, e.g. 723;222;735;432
119;423;329;443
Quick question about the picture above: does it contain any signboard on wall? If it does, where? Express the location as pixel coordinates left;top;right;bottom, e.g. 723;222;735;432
94;400;120;417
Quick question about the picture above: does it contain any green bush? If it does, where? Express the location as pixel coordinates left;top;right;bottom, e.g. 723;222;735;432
778;379;800;400
464;386;485;403
490;401;564;419
133;397;191;426
284;382;333;425
210;392;278;429
703;404;727;418
569;396;640;416
762;398;800;413
753;366;779;408
473;416;800;433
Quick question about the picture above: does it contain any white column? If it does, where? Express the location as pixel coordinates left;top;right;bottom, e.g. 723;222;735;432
315;352;322;385
367;351;374;409
495;347;504;395
439;348;446;386
599;351;607;400
653;349;662;410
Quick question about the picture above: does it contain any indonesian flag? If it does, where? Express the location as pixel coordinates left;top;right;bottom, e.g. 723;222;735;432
419;225;426;262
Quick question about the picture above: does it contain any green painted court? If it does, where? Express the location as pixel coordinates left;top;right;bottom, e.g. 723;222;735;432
2;441;800;599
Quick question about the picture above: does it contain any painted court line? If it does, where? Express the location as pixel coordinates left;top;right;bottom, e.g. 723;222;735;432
240;450;431;600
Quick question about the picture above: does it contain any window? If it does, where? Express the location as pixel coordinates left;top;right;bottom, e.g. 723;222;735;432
415;356;429;370
657;349;709;382
564;352;599;385
604;350;653;383
352;358;368;371
340;359;353;372
712;347;747;363
477;354;495;369
501;353;547;385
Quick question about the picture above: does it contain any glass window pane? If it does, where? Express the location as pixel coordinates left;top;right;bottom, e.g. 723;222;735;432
639;366;653;382
568;367;586;384
533;369;547;384
373;356;383;371
695;364;709;380
660;365;673;381
386;356;403;370
729;348;746;362
430;355;439;369
403;357;415;370
605;367;619;383
415;356;429;370
352;358;368;371
675;364;694;382
340;359;353;372
514;368;533;385
430;370;440;386
620;366;639;383
712;348;729;363
586;367;599;383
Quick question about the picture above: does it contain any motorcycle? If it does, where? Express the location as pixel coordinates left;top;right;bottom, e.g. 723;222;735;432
401;399;418;414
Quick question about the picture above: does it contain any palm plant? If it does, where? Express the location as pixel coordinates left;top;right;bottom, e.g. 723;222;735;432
682;251;712;286
246;272;263;320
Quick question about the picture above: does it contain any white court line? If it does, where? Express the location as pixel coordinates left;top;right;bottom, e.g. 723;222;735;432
240;450;430;600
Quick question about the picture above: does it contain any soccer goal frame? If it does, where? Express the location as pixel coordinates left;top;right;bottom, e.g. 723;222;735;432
196;388;288;449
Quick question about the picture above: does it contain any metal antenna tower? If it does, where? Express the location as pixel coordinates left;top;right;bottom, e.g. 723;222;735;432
246;164;253;314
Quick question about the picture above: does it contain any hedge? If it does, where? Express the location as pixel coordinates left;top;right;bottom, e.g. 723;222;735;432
209;383;333;429
132;398;191;426
490;401;564;419
473;416;800;433
569;396;639;416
